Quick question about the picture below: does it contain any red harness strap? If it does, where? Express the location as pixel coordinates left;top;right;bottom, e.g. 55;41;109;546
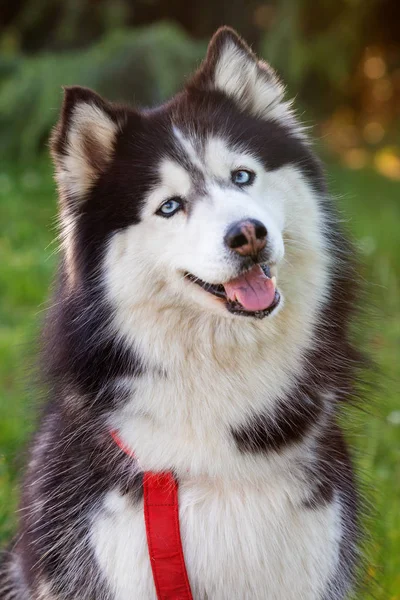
111;430;193;600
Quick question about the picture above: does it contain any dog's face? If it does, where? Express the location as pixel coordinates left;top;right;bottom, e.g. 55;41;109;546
52;28;331;329
105;130;287;320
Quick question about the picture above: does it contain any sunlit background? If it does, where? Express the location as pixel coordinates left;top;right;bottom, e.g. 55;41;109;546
0;1;399;598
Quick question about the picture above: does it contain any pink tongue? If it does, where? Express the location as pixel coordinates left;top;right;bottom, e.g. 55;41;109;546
223;265;275;312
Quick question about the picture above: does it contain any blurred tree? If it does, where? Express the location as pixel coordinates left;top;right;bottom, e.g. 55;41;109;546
0;0;399;162
0;0;261;53
0;24;205;160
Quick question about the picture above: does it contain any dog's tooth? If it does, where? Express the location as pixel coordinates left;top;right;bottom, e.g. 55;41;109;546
271;276;277;287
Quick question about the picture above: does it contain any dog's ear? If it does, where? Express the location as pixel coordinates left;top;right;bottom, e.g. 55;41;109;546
51;86;124;204
189;27;288;121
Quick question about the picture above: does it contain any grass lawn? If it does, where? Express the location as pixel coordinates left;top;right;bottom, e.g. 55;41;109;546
0;159;399;597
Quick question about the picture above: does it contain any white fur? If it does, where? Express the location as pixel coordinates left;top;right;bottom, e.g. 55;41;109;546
214;42;283;115
172;126;205;172
56;103;118;200
91;478;341;600
36;580;58;600
55;101;120;287
212;40;304;136
90;490;154;600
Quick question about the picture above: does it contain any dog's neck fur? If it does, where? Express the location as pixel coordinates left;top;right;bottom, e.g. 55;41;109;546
105;291;326;483
109;297;303;396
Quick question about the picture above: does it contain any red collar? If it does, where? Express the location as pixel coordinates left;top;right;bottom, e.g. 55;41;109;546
111;430;193;600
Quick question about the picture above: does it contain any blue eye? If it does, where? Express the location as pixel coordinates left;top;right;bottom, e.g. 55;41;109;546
232;169;255;186
156;197;183;218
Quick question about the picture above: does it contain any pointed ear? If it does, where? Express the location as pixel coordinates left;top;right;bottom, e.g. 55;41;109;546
51;87;125;203
189;27;287;120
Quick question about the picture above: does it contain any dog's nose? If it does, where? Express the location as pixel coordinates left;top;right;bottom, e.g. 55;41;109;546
224;219;267;257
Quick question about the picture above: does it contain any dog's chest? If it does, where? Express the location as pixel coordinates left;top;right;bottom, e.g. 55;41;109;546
90;476;341;600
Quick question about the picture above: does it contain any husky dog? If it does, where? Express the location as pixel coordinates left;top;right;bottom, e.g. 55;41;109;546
0;27;362;600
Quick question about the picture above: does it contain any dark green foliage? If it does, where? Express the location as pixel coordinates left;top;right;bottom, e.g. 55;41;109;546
0;23;205;161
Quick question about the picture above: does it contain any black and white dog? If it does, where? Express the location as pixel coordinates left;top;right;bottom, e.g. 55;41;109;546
0;27;362;599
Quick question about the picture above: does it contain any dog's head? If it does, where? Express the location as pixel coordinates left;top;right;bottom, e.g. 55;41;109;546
52;28;331;333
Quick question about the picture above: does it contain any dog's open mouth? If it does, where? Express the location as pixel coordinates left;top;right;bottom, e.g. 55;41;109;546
185;264;281;319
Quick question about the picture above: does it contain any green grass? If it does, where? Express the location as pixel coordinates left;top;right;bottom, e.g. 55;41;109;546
0;160;399;597
327;166;400;599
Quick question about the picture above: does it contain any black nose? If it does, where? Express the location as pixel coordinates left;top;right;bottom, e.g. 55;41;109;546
224;219;267;257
